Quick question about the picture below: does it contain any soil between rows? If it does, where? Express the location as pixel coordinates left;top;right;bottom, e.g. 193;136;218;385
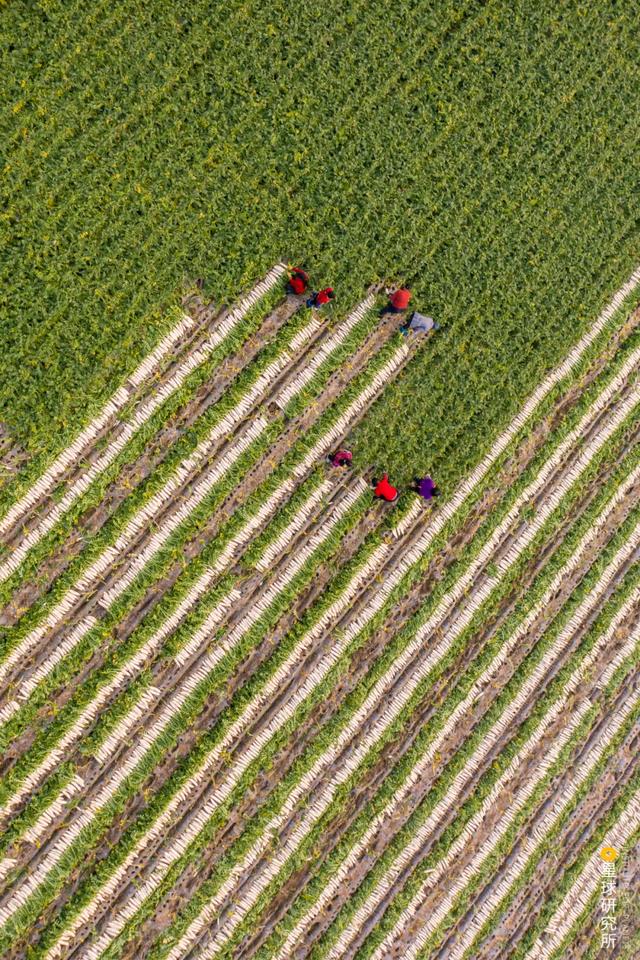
446;712;639;960
377;641;640;960
0;291;231;557
1;325;422;953
228;471;640;960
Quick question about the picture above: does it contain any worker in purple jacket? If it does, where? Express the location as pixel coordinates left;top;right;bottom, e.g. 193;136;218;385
414;475;440;500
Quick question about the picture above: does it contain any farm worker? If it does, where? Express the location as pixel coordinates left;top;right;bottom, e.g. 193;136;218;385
372;474;399;503
287;267;309;296
328;449;353;468
385;287;412;314
400;312;440;336
307;287;335;309
414;475;440;499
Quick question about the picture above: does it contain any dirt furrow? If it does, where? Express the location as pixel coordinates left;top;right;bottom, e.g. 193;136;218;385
4;496;384;955
0;427;29;493
7;313;638;959
0;479;371;876
445;719;639;959
226;471;640;960
0;303;222;553
0;287;237;557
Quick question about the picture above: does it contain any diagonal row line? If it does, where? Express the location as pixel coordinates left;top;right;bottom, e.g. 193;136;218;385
0;480;370;931
0;339;408;825
449;690;640;960
0;417;269;710
28;269;640;959
522;789;640;960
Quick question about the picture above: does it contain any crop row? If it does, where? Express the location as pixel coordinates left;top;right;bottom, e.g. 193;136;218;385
298;502;640;960
2;484;390;956
350;460;640;960
369;584;640;960
522;791;640;960
0;296;421;954
0;319;410;809
275;460;640;960
0;480;371;930
456;681;639;959
338;450;636;960
0;292;394;723
280;420;639;960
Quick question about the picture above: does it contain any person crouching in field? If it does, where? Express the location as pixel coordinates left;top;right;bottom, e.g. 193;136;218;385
287;267;309;295
328;449;353;468
400;311;440;336
307;287;335;309
383;287;412;314
372;474;399;503
413;475;440;500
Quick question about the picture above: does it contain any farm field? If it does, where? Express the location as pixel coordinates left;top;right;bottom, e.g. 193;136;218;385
1;1;640;958
0;267;639;960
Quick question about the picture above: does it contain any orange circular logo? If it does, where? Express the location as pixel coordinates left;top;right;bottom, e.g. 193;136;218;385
600;846;618;862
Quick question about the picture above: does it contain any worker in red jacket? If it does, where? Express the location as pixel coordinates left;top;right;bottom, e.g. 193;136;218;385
384;287;412;314
372;474;399;502
307;287;335;309
287;267;309;296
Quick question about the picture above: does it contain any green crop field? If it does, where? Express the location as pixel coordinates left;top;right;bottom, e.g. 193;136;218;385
0;2;639;959
1;0;639;481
